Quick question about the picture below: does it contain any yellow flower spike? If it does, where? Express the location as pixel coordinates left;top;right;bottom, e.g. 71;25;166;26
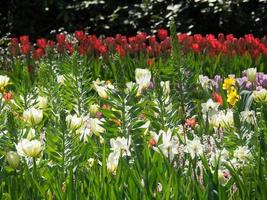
223;76;236;91
227;89;239;106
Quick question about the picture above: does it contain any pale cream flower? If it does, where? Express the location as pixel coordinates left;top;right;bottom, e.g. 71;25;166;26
56;75;65;84
157;129;179;161
185;136;204;159
89;118;105;136
209;110;234;129
198;75;212;90
0;75;10;89
16;139;43;158
253;89;267;104
240;110;256;125
87;158;95;167
233;146;251;162
93;79;114;98
135;68;151;95
201;99;219;118
246;68;257;82
66;114;83;131
36;96;48;109
89;104;99;116
110;136;131;157
23;107;43;126
107;151;120;174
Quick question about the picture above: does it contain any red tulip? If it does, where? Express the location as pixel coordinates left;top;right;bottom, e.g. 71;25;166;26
157;29;168;41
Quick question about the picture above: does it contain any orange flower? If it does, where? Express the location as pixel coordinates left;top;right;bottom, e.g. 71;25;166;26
185;118;197;128
212;92;223;106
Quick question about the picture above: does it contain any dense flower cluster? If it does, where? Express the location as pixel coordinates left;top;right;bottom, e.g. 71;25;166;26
8;30;267;60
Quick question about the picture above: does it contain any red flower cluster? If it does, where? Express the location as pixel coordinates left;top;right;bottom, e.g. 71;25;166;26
9;29;267;60
178;33;267;58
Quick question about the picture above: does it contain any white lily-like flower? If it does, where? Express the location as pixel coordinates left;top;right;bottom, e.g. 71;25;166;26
0;75;10;89
125;81;137;94
185;136;204;159
66;114;83;131
240;110;256;125
233;146;252;163
157;129;179;161
135;68;151;96
201;99;219;119
16;139;43;158
110;136;131;157
36;96;48;109
56;75;66;84
198;75;212;90
89;104;100;116
93;79;114;98
23;107;43;126
209;109;234;129
89;118;105;136
107;151;120;174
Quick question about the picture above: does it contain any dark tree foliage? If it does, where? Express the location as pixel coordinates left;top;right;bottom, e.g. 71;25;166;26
0;0;267;40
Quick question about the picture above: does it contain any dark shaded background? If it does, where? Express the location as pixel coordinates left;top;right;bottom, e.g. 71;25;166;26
0;0;267;40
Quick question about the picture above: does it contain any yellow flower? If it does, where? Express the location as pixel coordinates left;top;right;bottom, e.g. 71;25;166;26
227;88;239;106
223;76;235;91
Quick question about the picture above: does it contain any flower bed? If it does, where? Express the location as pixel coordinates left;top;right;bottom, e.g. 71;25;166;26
0;26;267;199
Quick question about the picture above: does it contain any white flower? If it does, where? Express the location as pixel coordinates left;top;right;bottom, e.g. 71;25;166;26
253;89;267;104
233;146;251;162
157;129;179;161
198;75;211;90
89;118;105;136
89;104;99;116
185;136;204;159
210;148;229;166
87;158;95;167
209;110;234;129
56;75;65;84
157;182;163;193
110;136;131;157
0;75;10;89
201;99;219;118
125;81;137;93
36;96;48;109
78;117;105;141
246;68;257;82
23;107;43;126
16;139;43;158
135;68;151;95
240;110;256;125
66;114;83;131
107;151;120;174
93;79;114;99
6;151;20;169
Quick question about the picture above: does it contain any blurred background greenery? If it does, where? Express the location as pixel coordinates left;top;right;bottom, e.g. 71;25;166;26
0;0;267;40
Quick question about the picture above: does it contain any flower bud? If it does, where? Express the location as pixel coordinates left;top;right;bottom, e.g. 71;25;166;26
6;151;20;169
